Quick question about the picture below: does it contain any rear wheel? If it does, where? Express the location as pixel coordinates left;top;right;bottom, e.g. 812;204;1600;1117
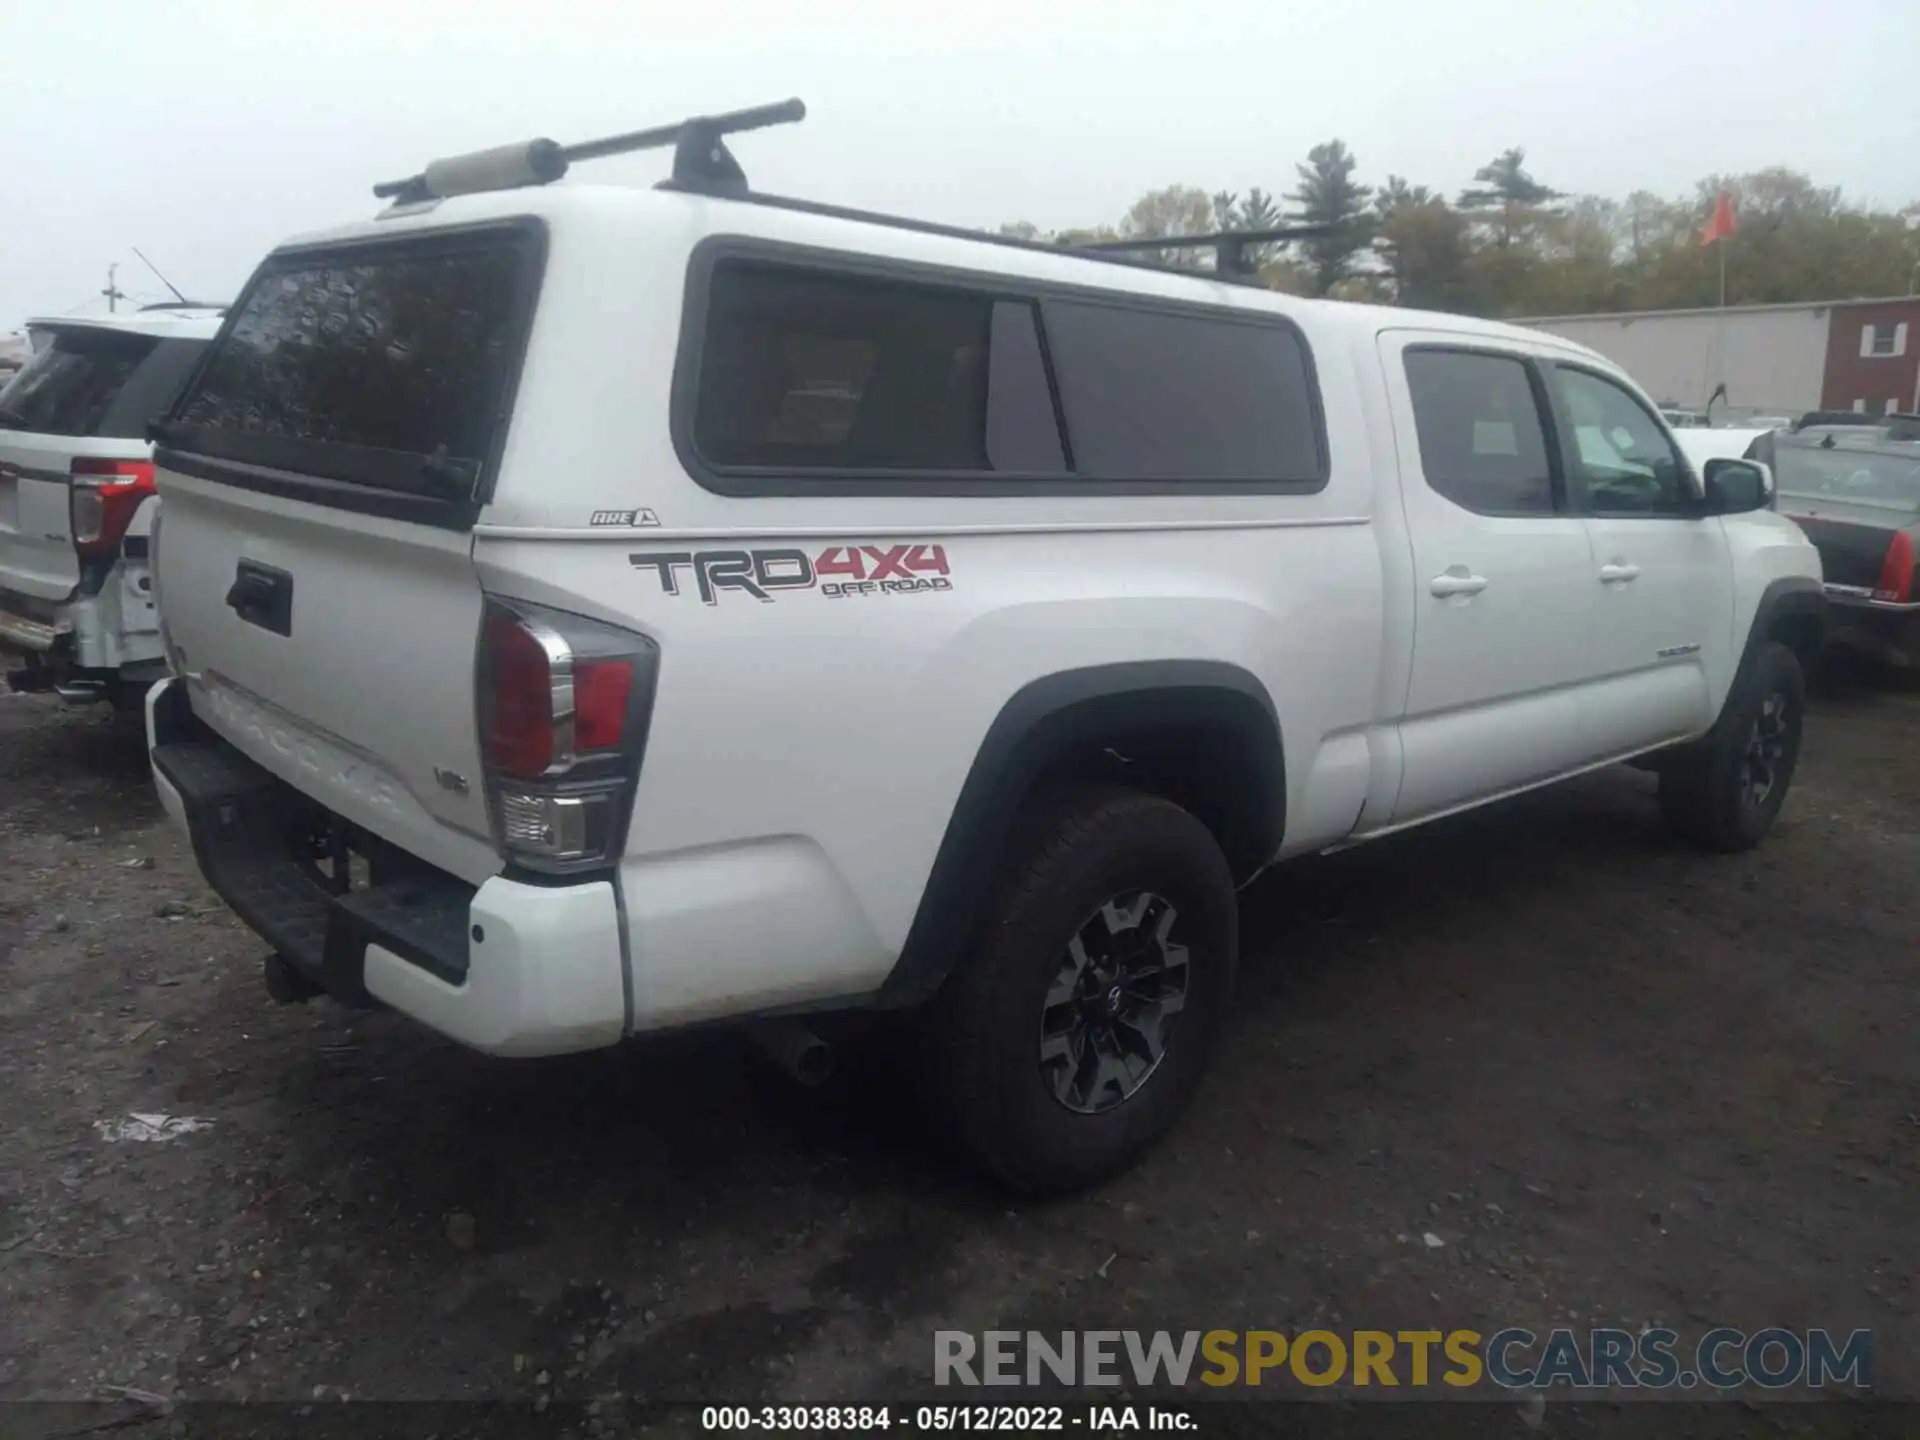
923;784;1237;1195
1660;640;1805;852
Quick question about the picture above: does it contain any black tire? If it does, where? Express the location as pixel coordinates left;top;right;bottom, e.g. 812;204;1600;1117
922;783;1237;1195
1660;640;1805;852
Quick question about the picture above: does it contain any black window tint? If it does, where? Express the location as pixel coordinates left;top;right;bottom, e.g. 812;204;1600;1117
172;239;533;494
0;328;157;437
1549;366;1687;515
693;263;1065;474
1043;302;1322;482
1404;351;1555;515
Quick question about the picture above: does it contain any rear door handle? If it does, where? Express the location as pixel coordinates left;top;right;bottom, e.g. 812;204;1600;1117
1598;563;1642;584
1430;570;1489;598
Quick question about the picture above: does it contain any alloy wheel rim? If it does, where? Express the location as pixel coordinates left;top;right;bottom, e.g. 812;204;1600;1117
1038;891;1190;1115
1740;690;1790;810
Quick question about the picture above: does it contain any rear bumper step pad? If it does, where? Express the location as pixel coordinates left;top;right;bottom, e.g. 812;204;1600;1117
152;739;475;1003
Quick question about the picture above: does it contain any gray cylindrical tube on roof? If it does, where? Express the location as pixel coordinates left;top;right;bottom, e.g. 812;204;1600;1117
421;139;568;199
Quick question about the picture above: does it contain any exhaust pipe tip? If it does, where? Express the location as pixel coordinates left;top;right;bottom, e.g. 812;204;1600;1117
745;1019;835;1087
54;680;106;706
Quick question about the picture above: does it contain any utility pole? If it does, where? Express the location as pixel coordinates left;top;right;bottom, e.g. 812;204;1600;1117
101;263;126;313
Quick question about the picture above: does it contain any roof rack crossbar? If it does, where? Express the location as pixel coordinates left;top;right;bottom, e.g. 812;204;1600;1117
373;97;806;205
1073;225;1336;277
367;98;1320;288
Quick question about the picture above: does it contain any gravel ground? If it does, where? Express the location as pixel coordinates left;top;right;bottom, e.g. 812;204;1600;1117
1;676;1915;1417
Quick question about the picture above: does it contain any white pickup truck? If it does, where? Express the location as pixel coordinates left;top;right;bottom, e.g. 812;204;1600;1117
143;107;1823;1193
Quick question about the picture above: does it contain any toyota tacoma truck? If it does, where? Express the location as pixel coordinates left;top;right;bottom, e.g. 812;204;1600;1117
142;104;1823;1193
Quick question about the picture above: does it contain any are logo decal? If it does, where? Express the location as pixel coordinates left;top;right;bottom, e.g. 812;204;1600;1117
592;508;661;528
630;544;952;605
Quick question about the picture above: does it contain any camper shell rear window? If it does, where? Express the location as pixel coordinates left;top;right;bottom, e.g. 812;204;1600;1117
161;221;545;521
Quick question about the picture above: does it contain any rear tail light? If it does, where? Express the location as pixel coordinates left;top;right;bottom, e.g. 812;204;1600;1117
478;598;658;876
1874;530;1915;603
70;458;157;559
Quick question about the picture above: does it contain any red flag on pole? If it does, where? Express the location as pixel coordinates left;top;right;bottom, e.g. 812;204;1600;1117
1701;192;1737;246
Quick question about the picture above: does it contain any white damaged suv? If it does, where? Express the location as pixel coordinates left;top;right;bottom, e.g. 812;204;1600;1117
1;306;222;705
145;104;1822;1192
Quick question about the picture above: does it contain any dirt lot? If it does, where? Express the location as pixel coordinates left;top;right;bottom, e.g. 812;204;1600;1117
1;677;1915;1417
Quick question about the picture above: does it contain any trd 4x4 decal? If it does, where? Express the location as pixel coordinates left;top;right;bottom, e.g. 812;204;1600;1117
631;544;952;605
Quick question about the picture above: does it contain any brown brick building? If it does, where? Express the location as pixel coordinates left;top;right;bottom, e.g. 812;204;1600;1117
1820;298;1920;416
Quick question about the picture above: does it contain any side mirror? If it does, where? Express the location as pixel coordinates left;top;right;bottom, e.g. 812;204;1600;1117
1702;457;1772;515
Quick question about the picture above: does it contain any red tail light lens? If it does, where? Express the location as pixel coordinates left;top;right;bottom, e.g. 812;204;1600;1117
573;659;635;753
70;458;157;558
483;609;563;779
1874;530;1915;603
477;599;657;876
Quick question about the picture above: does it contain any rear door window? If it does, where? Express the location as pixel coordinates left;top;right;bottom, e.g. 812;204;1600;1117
167;227;543;503
0;328;202;440
1403;349;1558;515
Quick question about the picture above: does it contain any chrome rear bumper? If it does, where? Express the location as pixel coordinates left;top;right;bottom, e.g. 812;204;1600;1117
1823;583;1920;613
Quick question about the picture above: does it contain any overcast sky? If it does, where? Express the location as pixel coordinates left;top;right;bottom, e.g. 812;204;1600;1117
4;0;1915;332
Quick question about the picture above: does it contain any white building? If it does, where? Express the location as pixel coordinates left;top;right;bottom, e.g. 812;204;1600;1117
1518;295;1920;422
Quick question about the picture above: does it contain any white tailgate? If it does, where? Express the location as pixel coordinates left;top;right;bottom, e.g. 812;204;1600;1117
157;469;502;885
0;433;93;601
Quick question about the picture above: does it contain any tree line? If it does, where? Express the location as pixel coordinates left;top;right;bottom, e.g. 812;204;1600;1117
1001;145;1920;317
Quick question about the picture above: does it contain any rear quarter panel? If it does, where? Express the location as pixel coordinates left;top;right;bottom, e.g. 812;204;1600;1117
474;514;1385;1019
